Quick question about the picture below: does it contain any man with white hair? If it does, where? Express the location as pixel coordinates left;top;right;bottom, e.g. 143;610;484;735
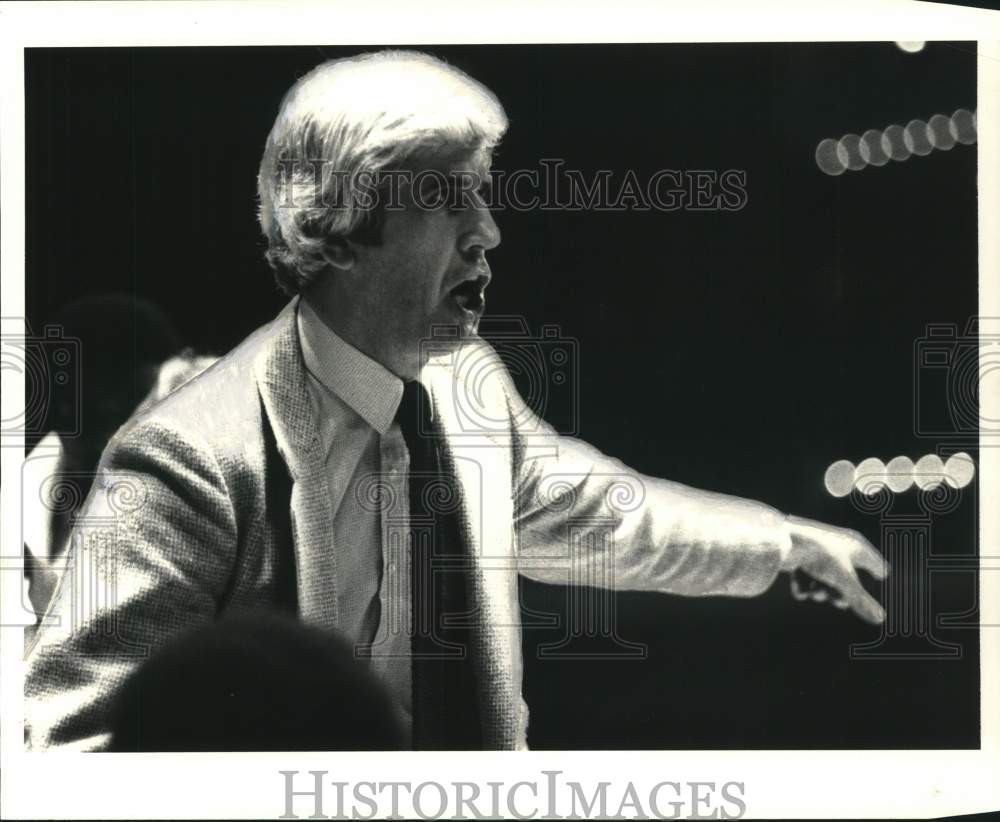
26;50;888;750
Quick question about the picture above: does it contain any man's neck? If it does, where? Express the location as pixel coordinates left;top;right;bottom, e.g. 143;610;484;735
301;290;419;381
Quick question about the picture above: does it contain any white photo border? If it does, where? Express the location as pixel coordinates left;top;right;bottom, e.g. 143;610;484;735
1;1;998;819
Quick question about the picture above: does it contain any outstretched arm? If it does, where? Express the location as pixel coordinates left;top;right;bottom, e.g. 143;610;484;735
500;360;887;622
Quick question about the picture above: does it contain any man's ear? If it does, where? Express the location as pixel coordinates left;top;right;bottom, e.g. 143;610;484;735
320;239;356;271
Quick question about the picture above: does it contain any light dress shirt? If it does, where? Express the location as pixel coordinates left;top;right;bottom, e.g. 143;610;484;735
296;297;416;744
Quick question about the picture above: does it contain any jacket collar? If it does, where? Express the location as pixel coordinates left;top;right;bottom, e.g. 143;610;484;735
252;296;340;628
251;296;317;481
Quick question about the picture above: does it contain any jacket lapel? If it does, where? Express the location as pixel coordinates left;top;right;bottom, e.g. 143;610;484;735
253;297;340;632
423;343;522;749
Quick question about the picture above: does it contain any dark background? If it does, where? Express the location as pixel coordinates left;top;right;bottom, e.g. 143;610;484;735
25;43;980;749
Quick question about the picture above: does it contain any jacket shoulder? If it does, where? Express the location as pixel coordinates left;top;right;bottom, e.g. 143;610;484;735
109;308;293;473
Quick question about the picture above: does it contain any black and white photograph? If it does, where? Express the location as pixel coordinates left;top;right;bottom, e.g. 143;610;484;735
1;1;998;820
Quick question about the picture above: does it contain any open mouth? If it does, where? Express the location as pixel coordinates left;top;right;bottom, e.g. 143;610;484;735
449;277;487;315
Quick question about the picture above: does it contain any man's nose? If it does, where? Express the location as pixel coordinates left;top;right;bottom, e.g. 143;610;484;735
461;200;501;254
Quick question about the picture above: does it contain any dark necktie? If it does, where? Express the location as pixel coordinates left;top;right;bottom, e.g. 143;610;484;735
395;380;482;749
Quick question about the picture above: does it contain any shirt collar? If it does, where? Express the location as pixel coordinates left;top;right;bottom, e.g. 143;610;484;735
297;297;404;435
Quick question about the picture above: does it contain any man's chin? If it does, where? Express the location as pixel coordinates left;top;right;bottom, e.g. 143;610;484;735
426;314;481;341
417;316;481;365
459;314;481;338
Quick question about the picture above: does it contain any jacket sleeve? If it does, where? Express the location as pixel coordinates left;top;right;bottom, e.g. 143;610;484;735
505;371;791;598
24;417;238;750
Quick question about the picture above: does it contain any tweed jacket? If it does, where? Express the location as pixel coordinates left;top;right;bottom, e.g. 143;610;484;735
25;297;791;751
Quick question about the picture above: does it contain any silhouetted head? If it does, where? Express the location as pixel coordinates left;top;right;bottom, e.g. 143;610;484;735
46;293;181;468
108;612;406;751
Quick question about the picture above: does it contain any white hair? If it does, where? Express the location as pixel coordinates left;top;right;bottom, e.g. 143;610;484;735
257;50;508;295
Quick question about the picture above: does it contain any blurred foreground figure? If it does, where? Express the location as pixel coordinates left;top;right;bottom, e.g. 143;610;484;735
22;295;184;633
108;613;405;751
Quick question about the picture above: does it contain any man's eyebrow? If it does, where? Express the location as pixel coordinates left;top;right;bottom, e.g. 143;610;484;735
448;167;492;186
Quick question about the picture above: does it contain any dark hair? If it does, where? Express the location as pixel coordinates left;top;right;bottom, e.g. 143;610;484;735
45;293;181;438
108;612;406;751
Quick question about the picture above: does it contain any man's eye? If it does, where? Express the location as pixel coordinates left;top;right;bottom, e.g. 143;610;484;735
418;182;447;208
416;176;492;212
446;181;493;213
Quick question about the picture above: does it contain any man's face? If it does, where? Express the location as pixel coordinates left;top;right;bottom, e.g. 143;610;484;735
346;151;500;377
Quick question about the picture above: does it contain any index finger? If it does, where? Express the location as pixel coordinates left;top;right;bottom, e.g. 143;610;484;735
833;567;886;624
847;584;886;624
848;532;890;581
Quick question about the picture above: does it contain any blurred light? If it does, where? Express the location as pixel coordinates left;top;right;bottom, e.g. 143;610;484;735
824;459;855;497
816;109;975;175
885;455;915;493
859;128;889;166
828;454;974;496
944;452;976;489
951;108;977;144
855;457;887;495
903;119;933;156
816;137;846;176
896;41;926;53
880;124;911;162
914;453;946;491
837;133;867;171
927;113;956;151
